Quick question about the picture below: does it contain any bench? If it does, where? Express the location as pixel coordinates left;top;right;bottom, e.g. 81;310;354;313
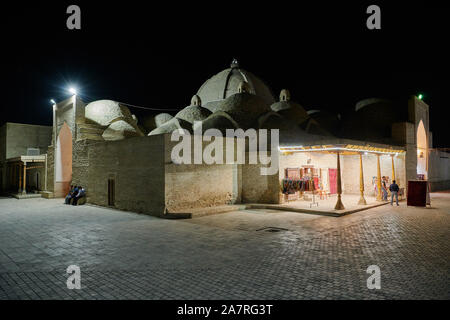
69;196;86;205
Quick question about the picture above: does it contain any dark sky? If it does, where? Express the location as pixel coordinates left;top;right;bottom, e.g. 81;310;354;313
1;1;448;147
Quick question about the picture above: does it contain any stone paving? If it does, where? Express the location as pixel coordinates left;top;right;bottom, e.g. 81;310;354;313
0;193;449;300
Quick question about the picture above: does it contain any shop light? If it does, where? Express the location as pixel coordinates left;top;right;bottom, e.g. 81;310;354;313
278;146;402;155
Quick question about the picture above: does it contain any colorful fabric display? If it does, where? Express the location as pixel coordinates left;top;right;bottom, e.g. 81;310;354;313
282;178;316;194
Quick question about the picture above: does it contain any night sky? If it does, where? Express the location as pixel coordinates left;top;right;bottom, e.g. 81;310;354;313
1;1;448;147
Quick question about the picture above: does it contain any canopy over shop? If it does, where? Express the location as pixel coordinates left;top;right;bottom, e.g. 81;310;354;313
278;140;406;210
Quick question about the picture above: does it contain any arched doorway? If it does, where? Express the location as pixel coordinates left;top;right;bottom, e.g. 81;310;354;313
417;120;427;179
55;122;73;197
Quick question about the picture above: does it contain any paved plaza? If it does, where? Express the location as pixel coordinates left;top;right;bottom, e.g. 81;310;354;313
0;193;449;300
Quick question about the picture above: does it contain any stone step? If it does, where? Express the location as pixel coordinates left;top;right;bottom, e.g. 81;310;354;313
11;193;42;199
171;204;247;218
40;191;54;199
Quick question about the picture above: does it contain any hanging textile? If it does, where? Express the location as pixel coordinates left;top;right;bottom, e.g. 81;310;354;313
313;177;319;190
282;177;315;194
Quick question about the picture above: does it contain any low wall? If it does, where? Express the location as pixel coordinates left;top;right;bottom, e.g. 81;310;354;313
241;162;279;204
83;135;165;216
163;135;240;211
163;134;279;210
165;163;236;211
428;149;450;191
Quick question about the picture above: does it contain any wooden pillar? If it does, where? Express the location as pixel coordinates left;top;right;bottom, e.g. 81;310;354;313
22;162;27;194
358;153;367;205
334;152;345;210
376;154;382;201
391;155;396;184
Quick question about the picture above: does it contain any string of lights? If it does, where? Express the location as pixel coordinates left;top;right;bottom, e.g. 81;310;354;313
50;88;179;112
114;101;178;112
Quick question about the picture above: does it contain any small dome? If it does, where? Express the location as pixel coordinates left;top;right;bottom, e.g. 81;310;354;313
148;118;191;135
197;63;275;110
276;106;309;124
217;92;271;129
340;98;400;140
85;100;133;127
102;120;143;141
154;113;174;127
258;112;314;144
355;98;391;112
175;105;212;124
306;110;338;136
271;98;309;125
307;109;321;115
194;111;239;135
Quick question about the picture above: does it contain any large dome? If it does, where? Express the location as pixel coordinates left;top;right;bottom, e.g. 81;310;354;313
197;60;275;112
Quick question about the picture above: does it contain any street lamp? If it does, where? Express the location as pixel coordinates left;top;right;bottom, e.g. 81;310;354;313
69;87;77;95
50;99;56;105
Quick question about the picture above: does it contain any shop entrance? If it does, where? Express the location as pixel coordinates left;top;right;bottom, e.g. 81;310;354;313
279;144;406;212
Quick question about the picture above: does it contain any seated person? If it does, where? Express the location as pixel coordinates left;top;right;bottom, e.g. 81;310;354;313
64;185;76;205
72;186;86;206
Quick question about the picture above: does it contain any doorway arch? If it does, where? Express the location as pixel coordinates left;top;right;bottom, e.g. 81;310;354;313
416;120;427;179
55;122;73;197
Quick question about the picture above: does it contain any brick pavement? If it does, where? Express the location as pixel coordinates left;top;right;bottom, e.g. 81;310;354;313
0;193;449;299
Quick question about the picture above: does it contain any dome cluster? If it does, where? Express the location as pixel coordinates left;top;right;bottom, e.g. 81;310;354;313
84;100;144;140
147;60;328;138
84;60;331;141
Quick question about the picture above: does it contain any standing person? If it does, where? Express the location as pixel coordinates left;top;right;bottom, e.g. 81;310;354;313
72;186;85;206
381;176;388;201
389;180;400;206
